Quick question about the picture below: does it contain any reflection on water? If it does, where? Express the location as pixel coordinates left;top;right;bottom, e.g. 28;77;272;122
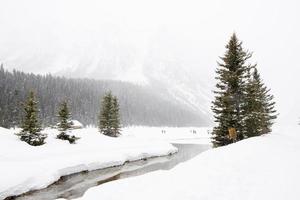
10;143;210;200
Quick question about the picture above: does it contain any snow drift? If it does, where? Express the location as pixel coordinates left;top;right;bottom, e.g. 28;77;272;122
77;126;300;200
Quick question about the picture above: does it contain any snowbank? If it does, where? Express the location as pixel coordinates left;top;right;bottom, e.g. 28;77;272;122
70;120;84;129
0;128;177;199
0;127;11;134
77;126;300;200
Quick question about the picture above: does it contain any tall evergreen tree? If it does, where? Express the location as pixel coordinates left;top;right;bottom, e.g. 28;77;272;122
57;101;78;144
99;91;121;137
211;33;252;147
244;67;277;137
17;91;46;146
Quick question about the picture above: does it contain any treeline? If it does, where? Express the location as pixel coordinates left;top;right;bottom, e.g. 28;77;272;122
0;66;206;128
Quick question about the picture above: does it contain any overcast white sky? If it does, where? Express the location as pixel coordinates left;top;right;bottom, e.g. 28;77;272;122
0;0;299;124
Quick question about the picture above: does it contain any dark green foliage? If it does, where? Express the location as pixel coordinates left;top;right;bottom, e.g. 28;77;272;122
57;101;79;144
0;65;22;128
57;132;78;144
244;68;277;137
57;101;72;131
212;34;277;147
212;33;251;147
99;91;121;137
17;91;46;146
111;96;121;136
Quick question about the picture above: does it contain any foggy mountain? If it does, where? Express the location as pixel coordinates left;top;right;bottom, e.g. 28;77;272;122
0;67;210;128
0;21;214;125
56;31;213;117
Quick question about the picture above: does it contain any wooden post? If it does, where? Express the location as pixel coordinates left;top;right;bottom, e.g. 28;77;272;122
228;128;237;142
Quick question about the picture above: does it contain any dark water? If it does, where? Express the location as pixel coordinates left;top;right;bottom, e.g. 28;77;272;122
9;143;210;200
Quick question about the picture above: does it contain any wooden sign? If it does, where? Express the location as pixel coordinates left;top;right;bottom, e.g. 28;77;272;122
228;127;237;141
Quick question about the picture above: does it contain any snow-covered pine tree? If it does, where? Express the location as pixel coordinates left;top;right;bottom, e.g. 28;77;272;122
244;67;277;137
17;91;46;146
57;101;78;144
99;91;121;137
111;96;121;137
211;33;252;147
99;91;113;136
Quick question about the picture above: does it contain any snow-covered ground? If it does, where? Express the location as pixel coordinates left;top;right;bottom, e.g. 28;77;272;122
76;126;300;200
122;126;212;144
0;126;212;199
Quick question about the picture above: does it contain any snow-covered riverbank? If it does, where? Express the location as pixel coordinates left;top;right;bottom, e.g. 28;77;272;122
76;126;300;200
0;126;209;199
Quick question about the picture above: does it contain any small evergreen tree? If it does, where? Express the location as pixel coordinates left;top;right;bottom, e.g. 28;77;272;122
57;101;78;144
99;91;121;137
58;101;72;131
244;67;277;137
99;92;113;136
211;33;252;147
17;91;46;146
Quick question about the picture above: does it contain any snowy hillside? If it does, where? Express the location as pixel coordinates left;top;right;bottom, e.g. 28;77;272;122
76;126;300;200
0;68;210;127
